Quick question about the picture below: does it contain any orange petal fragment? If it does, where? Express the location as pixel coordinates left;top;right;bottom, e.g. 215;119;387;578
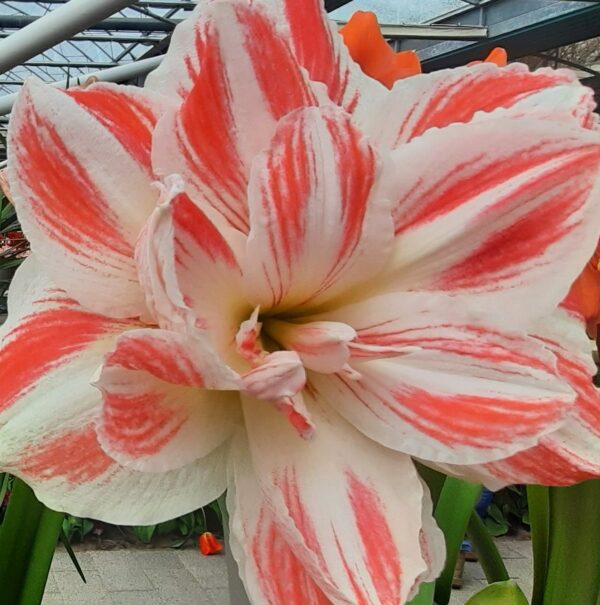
199;532;223;556
340;11;421;88
485;47;508;67
565;241;600;336
468;47;508;68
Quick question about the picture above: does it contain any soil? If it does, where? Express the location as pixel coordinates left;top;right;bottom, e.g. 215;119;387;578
69;523;199;552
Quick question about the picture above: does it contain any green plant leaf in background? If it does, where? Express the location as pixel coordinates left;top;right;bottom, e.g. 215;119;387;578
132;524;157;544
543;480;600;605
466;511;509;584
527;485;549;605
0;477;63;605
434;478;482;605
62;514;94;543
483;502;510;537
407;581;436;605
465;580;529;605
59;529;86;584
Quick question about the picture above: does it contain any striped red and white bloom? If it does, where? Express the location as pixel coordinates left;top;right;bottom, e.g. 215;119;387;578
2;0;600;603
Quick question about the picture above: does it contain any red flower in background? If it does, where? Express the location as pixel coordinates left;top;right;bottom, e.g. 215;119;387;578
198;532;223;556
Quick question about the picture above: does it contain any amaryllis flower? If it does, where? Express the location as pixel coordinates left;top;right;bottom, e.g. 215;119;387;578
1;0;600;603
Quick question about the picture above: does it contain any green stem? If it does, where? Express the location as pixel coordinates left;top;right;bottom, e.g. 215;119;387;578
466;511;509;583
543;480;600;605
0;478;45;604
408;581;435;605
0;478;63;605
527;485;549;605
434;478;482;605
415;463;447;509
18;507;63;605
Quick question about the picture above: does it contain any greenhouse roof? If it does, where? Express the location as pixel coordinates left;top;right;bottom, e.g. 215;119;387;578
0;0;498;97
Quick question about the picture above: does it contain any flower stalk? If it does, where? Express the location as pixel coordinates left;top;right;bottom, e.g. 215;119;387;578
0;477;63;605
433;478;482;605
466;511;509;584
543;480;600;605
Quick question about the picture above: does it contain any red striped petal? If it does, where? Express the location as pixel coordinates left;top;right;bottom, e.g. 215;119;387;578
243;106;393;313
152;0;318;232
448;312;600;487
0;257;133;418
275;0;386;115
228;438;333;604
0;259;231;524
378;116;600;325
96;329;241;472
241;399;442;604
364;62;595;148
135;188;248;353
266;319;356;373
311;291;574;464
68;83;170;173
8;80;161;318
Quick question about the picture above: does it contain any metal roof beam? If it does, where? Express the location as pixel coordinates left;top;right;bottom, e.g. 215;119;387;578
0;54;162;115
1;32;163;43
371;23;487;41
0;14;176;32
23;60;118;68
0;15;489;39
3;0;196;6
0;0;139;74
399;0;600;70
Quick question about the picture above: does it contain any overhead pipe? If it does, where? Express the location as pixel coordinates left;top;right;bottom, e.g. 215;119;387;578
0;0;139;74
0;0;357;118
0;55;162;116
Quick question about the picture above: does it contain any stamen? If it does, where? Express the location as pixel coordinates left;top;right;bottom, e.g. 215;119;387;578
236;306;265;364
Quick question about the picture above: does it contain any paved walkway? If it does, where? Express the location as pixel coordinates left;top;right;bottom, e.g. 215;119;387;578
41;537;533;605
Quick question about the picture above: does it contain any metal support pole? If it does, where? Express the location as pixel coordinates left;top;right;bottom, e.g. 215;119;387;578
0;0;139;75
0;55;162;116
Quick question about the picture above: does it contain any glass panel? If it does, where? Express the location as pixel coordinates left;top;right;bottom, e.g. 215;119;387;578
330;0;467;24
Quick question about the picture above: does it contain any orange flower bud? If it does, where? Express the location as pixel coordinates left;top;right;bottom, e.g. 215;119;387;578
340;11;421;88
340;11;508;88
198;532;223;556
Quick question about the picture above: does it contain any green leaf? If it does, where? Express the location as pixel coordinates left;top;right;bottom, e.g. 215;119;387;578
466;511;509;584
209;500;223;528
433;478;482;605
157;519;178;536
0;472;10;514
132;524;157;544
543;480;600;605
414;463;446;508
0;478;63;605
483;516;510;537
465;580;529;605
407;580;434;605
59;529;86;584
17;506;64;605
177;512;194;536
169;536;190;549
527;485;549;605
